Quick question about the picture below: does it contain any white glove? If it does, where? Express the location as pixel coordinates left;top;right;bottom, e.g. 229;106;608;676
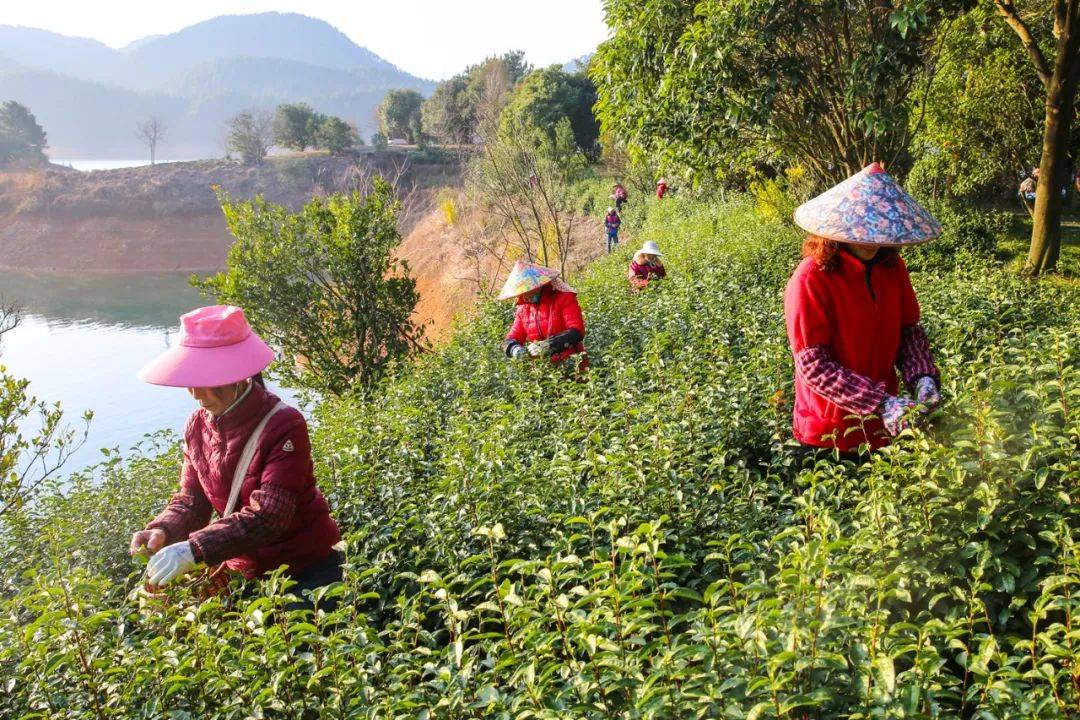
527;340;552;358
510;344;528;360
146;541;197;586
915;376;941;412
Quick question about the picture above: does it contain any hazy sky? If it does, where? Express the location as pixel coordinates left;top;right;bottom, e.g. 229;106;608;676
0;1;609;79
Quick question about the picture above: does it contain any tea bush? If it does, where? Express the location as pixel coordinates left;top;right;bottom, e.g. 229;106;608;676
0;197;1077;718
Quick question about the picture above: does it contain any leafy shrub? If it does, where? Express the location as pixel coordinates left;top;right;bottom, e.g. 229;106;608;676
748;165;816;223
194;181;426;395
1;197;1077;718
905;200;1013;272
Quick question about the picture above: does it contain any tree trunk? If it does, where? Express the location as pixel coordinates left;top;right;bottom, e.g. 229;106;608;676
1026;9;1080;275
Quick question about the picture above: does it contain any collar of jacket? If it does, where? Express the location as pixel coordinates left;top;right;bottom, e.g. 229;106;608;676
209;381;269;433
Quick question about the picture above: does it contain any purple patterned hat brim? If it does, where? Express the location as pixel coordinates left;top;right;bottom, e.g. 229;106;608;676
793;166;942;247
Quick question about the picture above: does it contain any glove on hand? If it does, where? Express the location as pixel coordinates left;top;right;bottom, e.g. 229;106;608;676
914;376;941;412
146;541;197;587
510;344;528;360
880;395;917;437
527;340;553;358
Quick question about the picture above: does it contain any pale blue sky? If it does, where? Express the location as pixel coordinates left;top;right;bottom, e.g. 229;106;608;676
0;1;608;79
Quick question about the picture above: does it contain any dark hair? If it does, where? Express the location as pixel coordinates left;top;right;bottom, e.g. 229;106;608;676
252;372;266;389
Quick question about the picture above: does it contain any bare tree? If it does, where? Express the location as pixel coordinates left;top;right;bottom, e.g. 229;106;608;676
467;115;586;277
0;298;19;345
0;300;91;520
226;110;274;165
135;116;167;165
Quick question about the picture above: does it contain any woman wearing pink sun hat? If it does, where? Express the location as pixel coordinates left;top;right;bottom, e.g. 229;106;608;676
130;305;341;605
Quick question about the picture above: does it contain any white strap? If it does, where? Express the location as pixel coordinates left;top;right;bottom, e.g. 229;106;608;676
223;402;286;517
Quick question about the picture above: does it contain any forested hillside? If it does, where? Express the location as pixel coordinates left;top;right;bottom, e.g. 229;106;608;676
0;13;434;157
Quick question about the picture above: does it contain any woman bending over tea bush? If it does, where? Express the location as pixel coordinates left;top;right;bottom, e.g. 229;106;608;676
129;305;342;606
628;240;667;290
784;163;942;455
499;260;589;371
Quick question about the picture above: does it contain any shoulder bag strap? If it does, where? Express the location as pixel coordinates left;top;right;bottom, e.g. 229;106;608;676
223;401;287;517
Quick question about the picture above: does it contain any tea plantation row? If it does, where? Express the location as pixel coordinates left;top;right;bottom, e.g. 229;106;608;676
0;197;1077;718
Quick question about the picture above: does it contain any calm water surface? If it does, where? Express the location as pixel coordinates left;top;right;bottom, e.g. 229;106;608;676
0;270;294;473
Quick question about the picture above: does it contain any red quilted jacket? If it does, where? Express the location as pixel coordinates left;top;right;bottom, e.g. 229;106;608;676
147;383;340;578
505;286;586;363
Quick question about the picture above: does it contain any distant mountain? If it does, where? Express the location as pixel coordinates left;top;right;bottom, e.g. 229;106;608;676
166;56;433;101
0;13;433;157
0;67;190;158
0;26;124;84
562;54;594;73
122;13;398;90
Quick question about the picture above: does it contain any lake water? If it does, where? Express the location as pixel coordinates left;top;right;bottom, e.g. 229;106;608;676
0;270;293;473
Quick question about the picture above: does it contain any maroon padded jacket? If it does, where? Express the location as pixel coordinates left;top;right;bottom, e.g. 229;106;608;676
147;383;340;579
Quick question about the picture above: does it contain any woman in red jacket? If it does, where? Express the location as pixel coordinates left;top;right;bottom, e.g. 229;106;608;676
129;305;341;603
499;260;587;370
784;162;942;456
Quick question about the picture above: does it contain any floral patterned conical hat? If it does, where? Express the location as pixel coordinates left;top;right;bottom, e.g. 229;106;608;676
793;162;941;246
497;260;575;300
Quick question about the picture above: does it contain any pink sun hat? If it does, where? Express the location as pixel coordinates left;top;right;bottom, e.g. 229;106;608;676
138;305;275;388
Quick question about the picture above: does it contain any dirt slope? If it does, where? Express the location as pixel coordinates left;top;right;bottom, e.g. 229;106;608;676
0;153;460;272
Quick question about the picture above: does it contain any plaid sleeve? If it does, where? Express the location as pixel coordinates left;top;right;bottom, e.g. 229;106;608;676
897;323;940;389
145;441;212;544
187;485;298;566
795;345;887;416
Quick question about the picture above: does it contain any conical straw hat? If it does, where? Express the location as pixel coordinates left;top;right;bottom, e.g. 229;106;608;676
793;162;941;246
498;260;561;300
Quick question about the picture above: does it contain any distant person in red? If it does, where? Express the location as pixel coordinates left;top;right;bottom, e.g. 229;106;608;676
784;162;943;458
499;260;587;370
655;178;668;200
612;183;629;212
628;241;666;290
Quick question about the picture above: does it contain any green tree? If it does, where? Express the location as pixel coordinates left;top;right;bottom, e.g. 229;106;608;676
420;52;531;145
272;103;323;152
501;66;600;155
0;101;47;164
592;0;964;187
194;180;425;395
315;116;360;155
226;110;273;165
422;75;473;145
992;0;1080;275
378;89;424;143
371;131;389;150
908;5;1050;200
